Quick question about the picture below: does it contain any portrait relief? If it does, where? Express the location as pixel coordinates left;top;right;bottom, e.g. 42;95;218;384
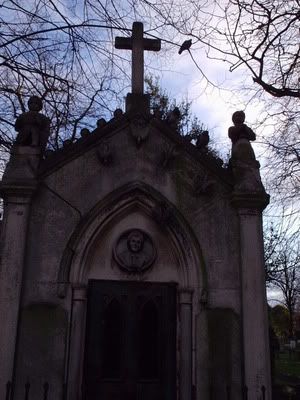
113;229;156;273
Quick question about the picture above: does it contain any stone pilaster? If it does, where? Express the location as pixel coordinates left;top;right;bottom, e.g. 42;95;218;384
179;289;193;400
67;286;87;400
232;192;271;400
0;146;39;391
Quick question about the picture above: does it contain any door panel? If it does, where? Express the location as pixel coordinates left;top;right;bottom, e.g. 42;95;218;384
83;280;176;400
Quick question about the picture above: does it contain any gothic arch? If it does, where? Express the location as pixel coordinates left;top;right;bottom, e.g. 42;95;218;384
58;181;207;291
61;181;208;400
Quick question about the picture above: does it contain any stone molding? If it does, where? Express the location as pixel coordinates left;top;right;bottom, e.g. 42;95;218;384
58;182;206;290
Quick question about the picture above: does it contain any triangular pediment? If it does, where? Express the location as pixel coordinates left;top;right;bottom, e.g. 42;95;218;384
39;111;233;191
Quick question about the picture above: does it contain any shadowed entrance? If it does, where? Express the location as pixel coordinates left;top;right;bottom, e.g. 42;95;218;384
83;280;177;400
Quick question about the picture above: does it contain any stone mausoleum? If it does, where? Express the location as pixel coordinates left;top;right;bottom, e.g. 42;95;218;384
0;22;271;400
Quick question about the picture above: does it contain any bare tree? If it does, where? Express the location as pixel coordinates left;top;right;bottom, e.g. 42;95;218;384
0;1;143;152
1;0;299;207
264;224;300;337
134;0;300;207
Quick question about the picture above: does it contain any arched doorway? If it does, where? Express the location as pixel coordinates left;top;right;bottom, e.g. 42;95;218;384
59;183;206;400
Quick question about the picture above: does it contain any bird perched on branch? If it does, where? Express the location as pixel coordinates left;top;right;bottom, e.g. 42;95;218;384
178;39;192;54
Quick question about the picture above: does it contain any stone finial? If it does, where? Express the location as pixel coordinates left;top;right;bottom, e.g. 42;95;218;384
97;118;106;128
63;139;72;148
113;108;123;119
196;131;209;150
167;107;181;132
80;128;90;138
14;96;50;152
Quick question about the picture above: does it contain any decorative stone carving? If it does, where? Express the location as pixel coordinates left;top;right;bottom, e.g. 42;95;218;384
97;141;112;166
15;96;50;152
130;115;150;147
113;229;156;273
228;111;265;193
193;173;214;196
159;142;178;168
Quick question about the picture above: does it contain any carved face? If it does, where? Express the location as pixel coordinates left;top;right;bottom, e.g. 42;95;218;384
128;232;144;253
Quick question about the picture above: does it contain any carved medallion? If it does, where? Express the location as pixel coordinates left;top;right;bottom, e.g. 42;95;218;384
113;229;156;273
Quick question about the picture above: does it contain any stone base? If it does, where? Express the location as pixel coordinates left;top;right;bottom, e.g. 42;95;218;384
1;145;41;184
125;93;150;115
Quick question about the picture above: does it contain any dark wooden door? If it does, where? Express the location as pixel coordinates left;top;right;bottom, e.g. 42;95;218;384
83;280;177;400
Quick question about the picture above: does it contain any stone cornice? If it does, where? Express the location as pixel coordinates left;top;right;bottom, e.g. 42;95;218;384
0;179;38;203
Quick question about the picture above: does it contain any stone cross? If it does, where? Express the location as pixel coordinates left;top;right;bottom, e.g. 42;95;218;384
115;22;161;95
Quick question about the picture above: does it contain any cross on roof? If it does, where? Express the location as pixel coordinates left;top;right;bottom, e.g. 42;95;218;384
115;22;161;95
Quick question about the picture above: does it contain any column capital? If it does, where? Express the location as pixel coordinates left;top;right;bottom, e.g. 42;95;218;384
231;191;270;211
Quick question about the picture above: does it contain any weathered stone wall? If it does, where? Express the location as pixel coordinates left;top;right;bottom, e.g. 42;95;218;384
22;124;239;304
0;115;247;400
10;123;242;399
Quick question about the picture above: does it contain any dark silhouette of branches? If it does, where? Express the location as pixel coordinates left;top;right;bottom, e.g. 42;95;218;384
0;1;143;153
0;0;299;207
264;224;300;336
136;0;300;206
